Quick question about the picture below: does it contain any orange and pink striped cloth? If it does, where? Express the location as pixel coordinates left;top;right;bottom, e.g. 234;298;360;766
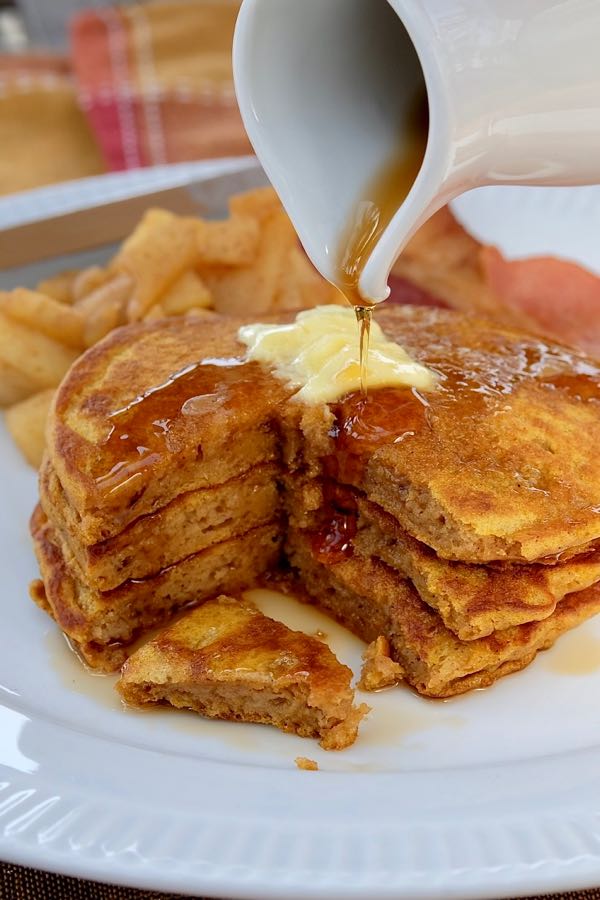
71;0;251;170
0;1;251;195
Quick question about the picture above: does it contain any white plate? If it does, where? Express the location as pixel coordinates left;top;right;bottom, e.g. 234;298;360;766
2;179;600;900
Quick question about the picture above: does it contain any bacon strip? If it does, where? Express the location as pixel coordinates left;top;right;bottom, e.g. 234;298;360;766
390;206;600;355
481;247;600;355
387;275;449;308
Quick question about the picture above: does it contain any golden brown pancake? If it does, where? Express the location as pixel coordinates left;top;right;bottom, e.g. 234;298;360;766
287;529;600;698
293;305;600;563
46;315;291;544
354;497;600;640
47;305;600;561
30;506;280;671
117;594;369;750
283;475;600;639
41;458;279;590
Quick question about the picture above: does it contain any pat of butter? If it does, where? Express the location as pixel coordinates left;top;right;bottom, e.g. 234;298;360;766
238;306;437;404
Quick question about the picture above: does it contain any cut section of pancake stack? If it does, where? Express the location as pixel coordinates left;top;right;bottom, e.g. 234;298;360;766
283;307;600;696
31;316;290;670
31;305;600;698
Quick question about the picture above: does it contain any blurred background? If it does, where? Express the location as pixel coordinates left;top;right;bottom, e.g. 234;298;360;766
0;0;249;196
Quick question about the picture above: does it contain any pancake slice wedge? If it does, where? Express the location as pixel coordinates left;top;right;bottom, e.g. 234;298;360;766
117;594;369;750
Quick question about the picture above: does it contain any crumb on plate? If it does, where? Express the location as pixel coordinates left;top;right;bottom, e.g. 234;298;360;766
358;636;405;692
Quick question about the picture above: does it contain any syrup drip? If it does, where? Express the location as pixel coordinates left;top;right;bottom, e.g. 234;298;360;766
311;483;358;564
311;510;357;563
337;91;428;392
355;306;372;396
327;386;430;484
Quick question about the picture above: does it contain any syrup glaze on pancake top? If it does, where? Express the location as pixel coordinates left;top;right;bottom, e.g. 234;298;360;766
97;360;276;496
47;315;292;543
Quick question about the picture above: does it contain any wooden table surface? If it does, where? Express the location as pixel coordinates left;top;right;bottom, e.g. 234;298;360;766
2;862;600;900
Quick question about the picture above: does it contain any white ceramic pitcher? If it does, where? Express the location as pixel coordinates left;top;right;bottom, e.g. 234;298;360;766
234;0;600;302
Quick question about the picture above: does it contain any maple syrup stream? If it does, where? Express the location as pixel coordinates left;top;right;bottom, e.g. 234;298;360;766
338;93;428;394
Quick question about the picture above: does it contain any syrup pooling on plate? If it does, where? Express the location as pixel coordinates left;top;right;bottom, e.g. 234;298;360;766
95;357;272;495
544;629;600;675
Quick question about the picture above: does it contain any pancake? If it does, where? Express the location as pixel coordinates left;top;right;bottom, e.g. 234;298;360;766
294;305;600;563
47;315;291;544
41;458;279;590
282;475;600;638
30;506;281;671
354;497;600;639
287;530;600;698
117;594;369;750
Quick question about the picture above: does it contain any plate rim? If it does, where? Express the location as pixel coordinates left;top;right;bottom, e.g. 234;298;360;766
3;689;600;899
4;176;600;899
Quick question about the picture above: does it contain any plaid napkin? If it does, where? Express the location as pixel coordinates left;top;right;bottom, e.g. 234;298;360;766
70;0;252;171
0;52;105;195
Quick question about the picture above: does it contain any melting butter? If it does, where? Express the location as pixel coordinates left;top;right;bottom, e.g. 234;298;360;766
238;306;437;404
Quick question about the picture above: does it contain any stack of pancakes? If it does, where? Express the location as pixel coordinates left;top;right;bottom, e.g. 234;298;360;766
32;306;600;696
32;318;290;670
